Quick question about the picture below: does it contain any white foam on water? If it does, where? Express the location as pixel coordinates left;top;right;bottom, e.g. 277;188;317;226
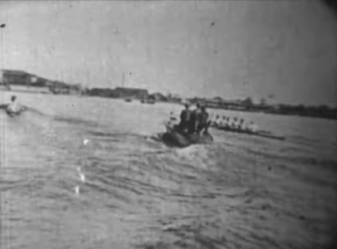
83;139;89;145
74;186;80;195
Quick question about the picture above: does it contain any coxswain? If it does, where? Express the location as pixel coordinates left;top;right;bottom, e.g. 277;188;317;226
196;106;209;134
178;103;192;132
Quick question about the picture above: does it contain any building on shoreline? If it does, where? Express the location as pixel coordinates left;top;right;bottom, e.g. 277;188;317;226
0;69;51;87
86;88;115;98
48;82;83;95
1;69;32;85
114;87;148;99
150;92;168;102
86;87;149;100
0;69;52;93
0;69;85;95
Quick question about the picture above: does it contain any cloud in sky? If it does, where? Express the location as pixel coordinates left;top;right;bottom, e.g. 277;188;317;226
0;1;336;105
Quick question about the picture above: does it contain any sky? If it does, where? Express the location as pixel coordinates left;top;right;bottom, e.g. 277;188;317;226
0;1;336;106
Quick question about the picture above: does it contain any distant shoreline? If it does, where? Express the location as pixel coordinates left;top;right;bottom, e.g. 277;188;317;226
1;88;336;122
2;69;335;121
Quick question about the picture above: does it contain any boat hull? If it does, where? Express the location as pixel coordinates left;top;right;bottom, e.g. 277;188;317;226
163;123;213;147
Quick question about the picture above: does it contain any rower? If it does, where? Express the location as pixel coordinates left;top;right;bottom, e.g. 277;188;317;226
1;95;27;116
167;111;177;127
216;116;222;128
225;117;231;128
238;119;245;131
247;121;259;133
212;115;220;127
230;117;239;129
221;117;228;128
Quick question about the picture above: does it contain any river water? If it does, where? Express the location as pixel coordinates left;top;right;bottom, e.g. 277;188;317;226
1;92;336;249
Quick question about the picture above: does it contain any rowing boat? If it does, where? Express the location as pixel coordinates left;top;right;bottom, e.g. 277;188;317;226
216;126;285;141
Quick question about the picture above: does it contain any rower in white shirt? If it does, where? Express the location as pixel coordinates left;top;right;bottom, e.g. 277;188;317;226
212;115;221;127
246;121;259;133
1;95;27;117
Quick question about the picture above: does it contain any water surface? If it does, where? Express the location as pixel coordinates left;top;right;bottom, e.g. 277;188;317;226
1;92;336;249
